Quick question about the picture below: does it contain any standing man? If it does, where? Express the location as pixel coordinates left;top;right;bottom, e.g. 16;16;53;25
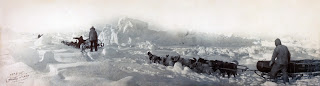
269;38;291;83
89;26;98;52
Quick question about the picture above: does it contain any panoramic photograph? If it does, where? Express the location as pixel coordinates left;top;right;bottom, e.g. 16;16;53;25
0;0;319;86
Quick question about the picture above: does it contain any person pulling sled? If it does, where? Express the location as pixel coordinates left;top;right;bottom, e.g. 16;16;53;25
269;38;291;84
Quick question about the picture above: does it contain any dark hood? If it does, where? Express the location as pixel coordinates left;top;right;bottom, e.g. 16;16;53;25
90;26;95;31
275;38;282;46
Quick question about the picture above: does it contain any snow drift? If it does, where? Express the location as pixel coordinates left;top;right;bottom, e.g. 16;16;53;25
34;35;53;47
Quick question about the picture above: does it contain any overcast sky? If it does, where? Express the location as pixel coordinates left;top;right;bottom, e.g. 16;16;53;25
1;0;320;38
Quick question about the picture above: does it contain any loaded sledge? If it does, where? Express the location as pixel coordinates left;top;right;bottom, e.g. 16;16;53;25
61;36;104;49
255;60;320;80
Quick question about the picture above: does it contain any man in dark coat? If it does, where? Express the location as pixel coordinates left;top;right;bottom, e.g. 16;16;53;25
89;26;98;52
269;38;291;83
38;34;43;39
73;36;85;48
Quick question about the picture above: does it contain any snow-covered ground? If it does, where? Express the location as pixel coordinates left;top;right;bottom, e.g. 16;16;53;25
1;18;319;86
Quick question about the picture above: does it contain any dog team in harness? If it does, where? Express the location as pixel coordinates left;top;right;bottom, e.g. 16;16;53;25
147;52;239;78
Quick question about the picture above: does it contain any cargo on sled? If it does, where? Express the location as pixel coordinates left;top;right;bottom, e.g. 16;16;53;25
61;36;104;49
254;59;320;80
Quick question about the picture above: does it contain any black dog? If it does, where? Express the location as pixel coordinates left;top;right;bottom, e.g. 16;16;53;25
219;62;237;78
171;55;180;64
227;62;237;78
147;52;161;64
191;58;208;73
209;60;223;72
160;55;169;66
